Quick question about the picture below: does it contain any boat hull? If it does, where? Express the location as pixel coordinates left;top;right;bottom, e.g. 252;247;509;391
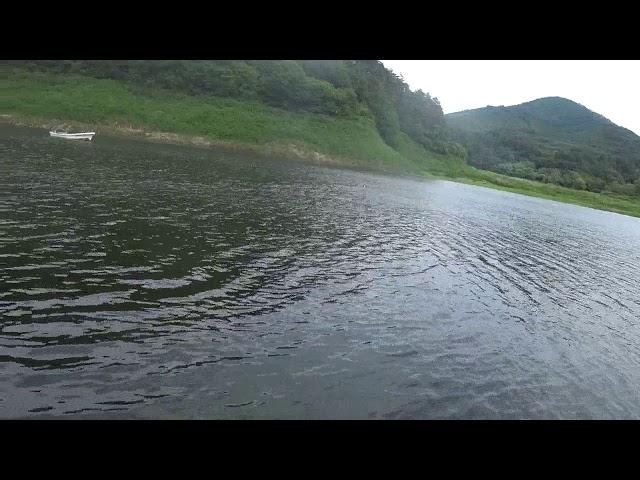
50;131;95;141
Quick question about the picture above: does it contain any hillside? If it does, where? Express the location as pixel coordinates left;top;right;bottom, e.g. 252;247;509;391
447;97;640;195
1;60;467;176
2;62;640;217
4;61;463;156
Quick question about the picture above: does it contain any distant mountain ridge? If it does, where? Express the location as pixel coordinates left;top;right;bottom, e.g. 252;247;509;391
446;97;640;194
449;97;613;131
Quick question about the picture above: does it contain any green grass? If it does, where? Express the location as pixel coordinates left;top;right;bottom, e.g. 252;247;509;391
443;167;640;218
1;67;423;172
3;66;640;218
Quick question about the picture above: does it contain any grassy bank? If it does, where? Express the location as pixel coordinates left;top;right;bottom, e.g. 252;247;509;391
451;168;640;218
3;66;640;218
1;67;437;174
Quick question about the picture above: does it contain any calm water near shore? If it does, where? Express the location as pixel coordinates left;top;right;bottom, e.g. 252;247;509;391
1;125;640;419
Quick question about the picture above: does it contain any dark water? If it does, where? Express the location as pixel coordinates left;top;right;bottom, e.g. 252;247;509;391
2;125;640;419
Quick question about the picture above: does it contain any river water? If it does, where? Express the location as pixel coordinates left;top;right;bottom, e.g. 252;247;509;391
1;125;640;419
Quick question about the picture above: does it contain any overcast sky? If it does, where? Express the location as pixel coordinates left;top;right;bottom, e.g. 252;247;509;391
381;60;640;135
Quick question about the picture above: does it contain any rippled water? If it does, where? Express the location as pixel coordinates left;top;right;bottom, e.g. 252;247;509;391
2;125;640;419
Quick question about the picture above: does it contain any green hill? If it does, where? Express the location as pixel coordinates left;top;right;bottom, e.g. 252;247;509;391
1;60;466;176
447;97;640;195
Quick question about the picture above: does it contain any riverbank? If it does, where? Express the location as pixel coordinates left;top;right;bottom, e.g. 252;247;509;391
3;67;640;218
445;169;640;219
1;112;367;170
2;67;443;174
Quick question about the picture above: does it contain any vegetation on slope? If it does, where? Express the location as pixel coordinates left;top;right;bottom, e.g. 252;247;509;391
447;97;640;196
1;65;461;175
5;60;463;157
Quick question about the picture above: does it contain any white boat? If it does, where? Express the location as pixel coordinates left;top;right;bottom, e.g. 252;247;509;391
49;131;95;141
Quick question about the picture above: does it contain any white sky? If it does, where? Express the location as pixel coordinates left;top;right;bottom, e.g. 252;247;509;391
381;60;640;135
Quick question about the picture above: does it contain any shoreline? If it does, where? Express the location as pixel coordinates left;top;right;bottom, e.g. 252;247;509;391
0;112;439;182
3;113;640;219
0;113;356;169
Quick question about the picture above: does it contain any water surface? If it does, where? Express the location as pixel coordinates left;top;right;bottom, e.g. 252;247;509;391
1;125;640;418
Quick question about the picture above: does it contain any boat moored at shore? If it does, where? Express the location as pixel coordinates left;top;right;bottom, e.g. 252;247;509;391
49;131;95;141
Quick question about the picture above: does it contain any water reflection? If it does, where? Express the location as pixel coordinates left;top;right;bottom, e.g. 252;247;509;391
1;126;640;418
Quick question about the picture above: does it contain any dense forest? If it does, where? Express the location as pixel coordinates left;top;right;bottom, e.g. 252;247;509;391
6;60;460;157
447;97;640;195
